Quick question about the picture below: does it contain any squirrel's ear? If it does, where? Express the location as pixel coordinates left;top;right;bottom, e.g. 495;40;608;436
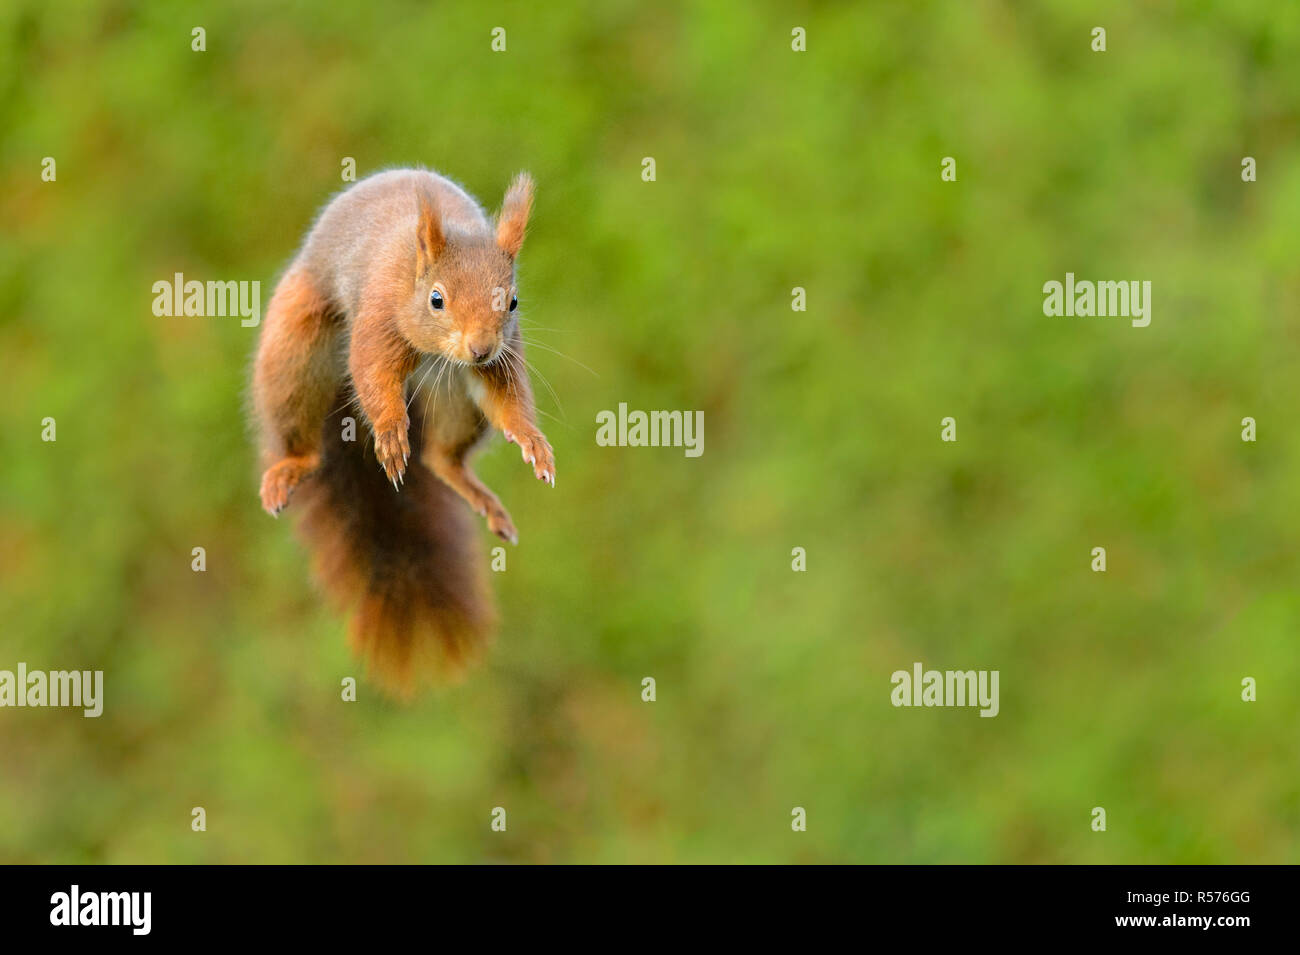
495;172;534;258
416;192;445;272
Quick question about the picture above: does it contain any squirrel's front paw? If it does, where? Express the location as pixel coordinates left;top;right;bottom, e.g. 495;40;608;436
373;414;410;487
503;428;555;487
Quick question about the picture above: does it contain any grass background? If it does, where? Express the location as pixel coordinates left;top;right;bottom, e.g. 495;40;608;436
1;0;1298;863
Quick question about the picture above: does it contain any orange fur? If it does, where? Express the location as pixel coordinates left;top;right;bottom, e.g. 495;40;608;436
496;172;534;258
251;168;551;696
292;386;494;697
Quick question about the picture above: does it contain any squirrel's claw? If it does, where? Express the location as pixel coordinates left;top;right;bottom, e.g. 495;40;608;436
373;415;411;489
501;426;556;486
260;455;320;516
482;500;519;545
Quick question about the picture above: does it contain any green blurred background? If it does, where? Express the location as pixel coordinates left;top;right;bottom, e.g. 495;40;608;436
2;0;1298;863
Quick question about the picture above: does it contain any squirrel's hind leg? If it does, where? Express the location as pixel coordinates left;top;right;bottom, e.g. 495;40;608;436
253;267;341;516
425;445;518;545
419;396;517;544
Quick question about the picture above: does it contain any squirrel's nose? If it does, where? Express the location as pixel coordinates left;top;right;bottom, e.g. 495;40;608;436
469;341;495;363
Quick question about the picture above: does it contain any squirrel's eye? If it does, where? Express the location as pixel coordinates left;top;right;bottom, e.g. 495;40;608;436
509;295;518;312
430;289;444;310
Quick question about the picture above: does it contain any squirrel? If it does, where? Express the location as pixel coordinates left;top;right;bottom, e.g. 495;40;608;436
251;168;554;697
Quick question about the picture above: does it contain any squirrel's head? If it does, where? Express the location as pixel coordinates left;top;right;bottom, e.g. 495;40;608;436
402;172;534;365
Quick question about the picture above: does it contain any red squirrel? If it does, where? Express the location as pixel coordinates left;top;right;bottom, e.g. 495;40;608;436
251;168;554;696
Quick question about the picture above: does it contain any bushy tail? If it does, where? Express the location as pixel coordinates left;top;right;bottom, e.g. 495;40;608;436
291;389;494;697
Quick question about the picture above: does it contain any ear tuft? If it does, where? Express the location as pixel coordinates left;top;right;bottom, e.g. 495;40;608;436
496;172;534;258
416;191;445;273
